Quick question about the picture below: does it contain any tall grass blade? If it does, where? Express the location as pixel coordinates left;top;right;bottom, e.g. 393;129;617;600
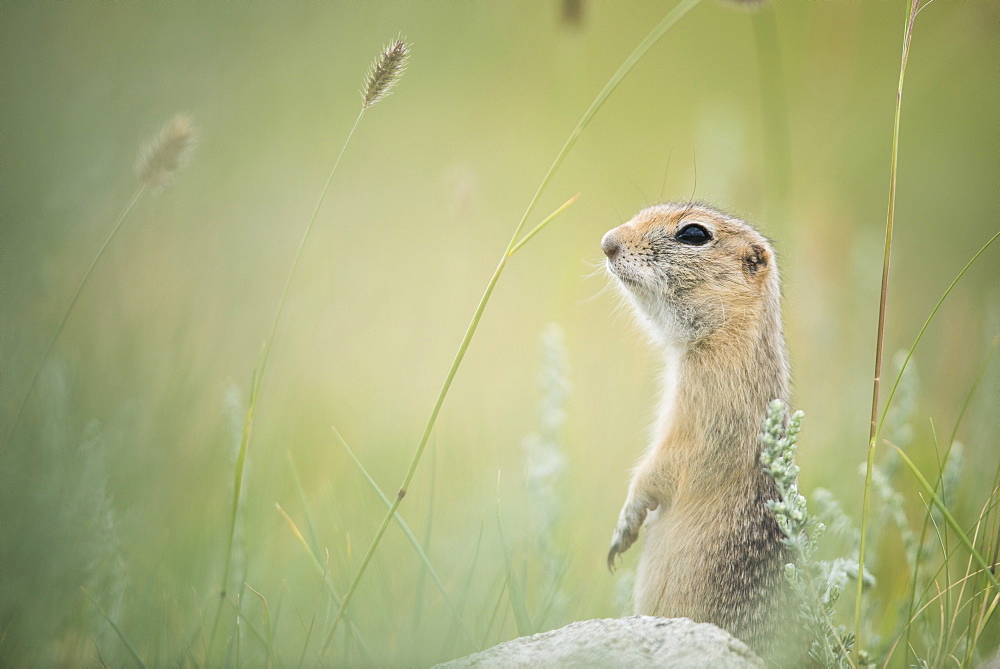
319;6;702;642
319;195;578;655
902;334;999;661
326;0;702;651
4;114;195;449
508;194;579;255
244;582;277;667
82;588;148;669
331;426;475;646
214;36;410;656
888;443;999;590
273;503;372;660
208;345;264;656
438;523;485;660
285;452;322;557
855;0;923;656
3;185;142;447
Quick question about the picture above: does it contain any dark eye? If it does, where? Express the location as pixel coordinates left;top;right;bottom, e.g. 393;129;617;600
675;223;712;245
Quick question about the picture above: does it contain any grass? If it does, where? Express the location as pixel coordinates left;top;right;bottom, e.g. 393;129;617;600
854;0;999;663
856;0;921;653
2;1;998;666
2;115;195;450
210;38;410;658
321;0;700;648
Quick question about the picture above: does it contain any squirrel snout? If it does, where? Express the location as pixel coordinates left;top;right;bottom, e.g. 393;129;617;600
602;233;621;261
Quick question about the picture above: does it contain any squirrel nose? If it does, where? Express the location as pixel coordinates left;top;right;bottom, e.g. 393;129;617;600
602;233;621;261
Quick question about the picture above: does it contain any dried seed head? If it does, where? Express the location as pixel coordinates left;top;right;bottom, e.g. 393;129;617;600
362;38;410;110
136;114;196;188
718;0;768;9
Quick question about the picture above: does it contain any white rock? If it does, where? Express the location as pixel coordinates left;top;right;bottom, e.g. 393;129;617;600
437;616;764;668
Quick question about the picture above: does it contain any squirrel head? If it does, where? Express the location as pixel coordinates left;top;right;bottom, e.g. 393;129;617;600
602;202;780;349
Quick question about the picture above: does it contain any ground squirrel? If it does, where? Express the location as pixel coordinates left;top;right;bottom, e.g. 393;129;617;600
602;202;790;654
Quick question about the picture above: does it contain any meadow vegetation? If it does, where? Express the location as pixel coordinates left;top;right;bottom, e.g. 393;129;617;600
1;1;997;666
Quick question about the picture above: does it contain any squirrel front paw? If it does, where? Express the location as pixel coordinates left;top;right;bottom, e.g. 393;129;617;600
607;496;656;571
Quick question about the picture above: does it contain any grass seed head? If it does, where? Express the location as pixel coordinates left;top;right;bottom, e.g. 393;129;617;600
362;37;410;110
136;114;196;188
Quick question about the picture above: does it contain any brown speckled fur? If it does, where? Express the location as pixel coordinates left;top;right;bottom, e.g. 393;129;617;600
604;203;791;657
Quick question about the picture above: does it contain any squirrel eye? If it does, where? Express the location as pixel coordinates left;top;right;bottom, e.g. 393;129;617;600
675;223;712;245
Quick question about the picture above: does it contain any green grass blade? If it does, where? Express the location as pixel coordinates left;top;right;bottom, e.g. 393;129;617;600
875;230;999;446
856;1;930;654
508;194;579;256
208;343;265;656
320;197;578;656
224;592;269;663
496;480;532;636
501;0;702;257
3;184;146;449
82;587;148;669
274;503;373;661
331;426;476;646
888;443;999;590
211;105;370;658
244;582;277;667
320;1;701;652
285;451;322;557
438;522;486;660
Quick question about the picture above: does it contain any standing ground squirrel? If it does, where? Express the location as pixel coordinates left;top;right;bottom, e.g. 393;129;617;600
602;202;790;654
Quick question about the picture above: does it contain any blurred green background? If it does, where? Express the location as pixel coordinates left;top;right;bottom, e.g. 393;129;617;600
2;1;998;665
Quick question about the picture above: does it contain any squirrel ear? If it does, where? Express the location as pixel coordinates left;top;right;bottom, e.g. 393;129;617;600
743;243;769;278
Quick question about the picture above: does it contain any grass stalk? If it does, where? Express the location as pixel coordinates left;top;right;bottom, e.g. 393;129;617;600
318;195;578;658
273;502;372;660
82;587;148;669
5;113;194;449
318;1;701;652
285;452;322;557
3;184;145;448
887;443;999;591
331;426;475;647
209;109;364;657
855;0;921;657
212;37;410;656
751;4;791;225
902;329;1000;662
438;524;485;660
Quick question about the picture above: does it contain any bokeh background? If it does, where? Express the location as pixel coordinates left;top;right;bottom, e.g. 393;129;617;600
2;1;998;665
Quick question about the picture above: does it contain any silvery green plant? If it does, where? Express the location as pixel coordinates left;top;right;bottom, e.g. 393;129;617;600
523;326;569;558
522;324;571;622
760;400;857;668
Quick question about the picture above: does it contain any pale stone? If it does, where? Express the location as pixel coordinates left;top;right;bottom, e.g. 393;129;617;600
437;616;764;668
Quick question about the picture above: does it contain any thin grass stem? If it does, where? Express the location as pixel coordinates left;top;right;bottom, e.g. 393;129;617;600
751;4;791;225
897;283;999;664
884;565;996;666
508;194;579;256
210;109;366;658
274;503;373;659
331;426;475;646
855;0;922;657
3;184;146;448
82;587;148;669
887;443;999;590
318;2;701;652
318;193;579;658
